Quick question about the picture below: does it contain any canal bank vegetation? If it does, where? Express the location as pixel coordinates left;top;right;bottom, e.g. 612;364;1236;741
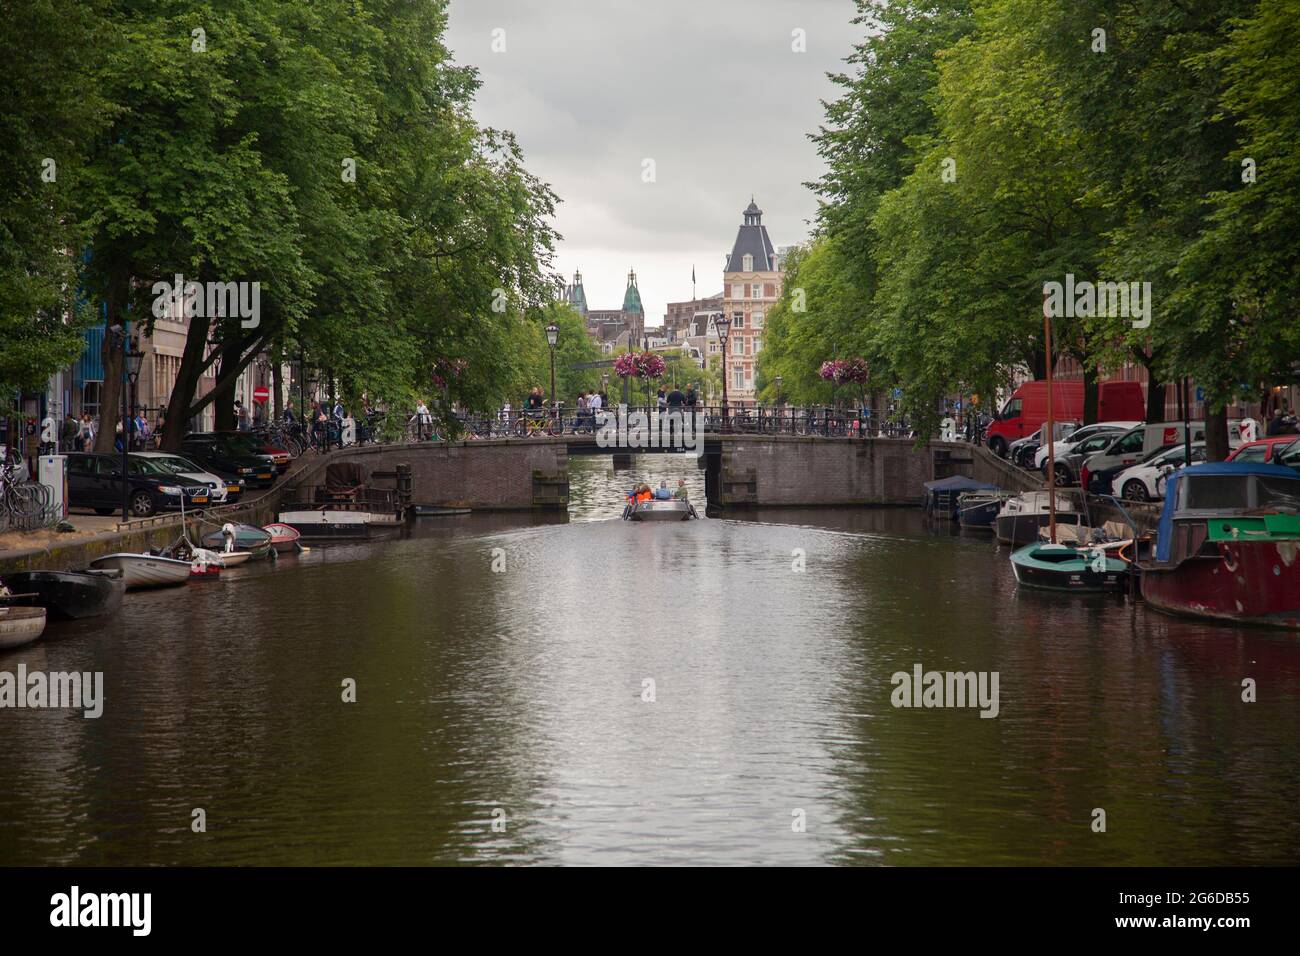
1;0;565;443
759;0;1300;452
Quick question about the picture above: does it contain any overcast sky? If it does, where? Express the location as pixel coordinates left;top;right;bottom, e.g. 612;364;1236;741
445;0;860;324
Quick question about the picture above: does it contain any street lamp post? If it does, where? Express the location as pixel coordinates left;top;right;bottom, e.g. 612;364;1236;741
122;332;144;520
775;374;783;430
713;312;731;432
545;323;559;419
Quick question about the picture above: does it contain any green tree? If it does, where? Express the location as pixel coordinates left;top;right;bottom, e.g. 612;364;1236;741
0;0;110;413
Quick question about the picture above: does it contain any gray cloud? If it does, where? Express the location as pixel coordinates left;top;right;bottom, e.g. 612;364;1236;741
446;0;858;321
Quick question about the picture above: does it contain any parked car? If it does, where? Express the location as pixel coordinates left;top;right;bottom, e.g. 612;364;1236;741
187;431;290;474
985;379;1145;457
65;452;212;518
1081;420;1244;494
132;451;244;504
1034;421;1138;472
179;434;277;488
1009;422;1080;468
1054;430;1125;487
1111;442;1208;501
1225;436;1298;465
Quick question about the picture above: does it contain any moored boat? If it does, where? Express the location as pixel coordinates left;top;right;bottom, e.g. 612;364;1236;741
995;491;1080;546
1010;541;1128;592
957;490;1009;529
89;552;192;590
261;522;302;553
923;475;999;520
0;570;125;621
0;607;47;649
200;523;273;560
1136;462;1300;627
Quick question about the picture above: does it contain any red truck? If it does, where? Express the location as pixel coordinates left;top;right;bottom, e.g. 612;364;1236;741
985;379;1145;458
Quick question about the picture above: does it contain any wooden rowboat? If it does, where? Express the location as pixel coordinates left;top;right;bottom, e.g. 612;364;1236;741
0;607;46;650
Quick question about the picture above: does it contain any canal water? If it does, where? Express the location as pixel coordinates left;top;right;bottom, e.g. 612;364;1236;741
2;453;1299;865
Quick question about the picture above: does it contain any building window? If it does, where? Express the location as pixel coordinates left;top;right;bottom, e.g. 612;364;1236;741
753;337;762;354
752;312;764;328
733;368;745;390
732;283;743;299
733;311;744;328
733;338;743;355
742;253;753;272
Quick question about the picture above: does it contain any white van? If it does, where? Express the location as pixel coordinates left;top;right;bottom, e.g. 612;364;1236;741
1082;421;1242;494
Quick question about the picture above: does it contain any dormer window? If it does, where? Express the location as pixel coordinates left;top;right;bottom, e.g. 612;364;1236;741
742;253;753;272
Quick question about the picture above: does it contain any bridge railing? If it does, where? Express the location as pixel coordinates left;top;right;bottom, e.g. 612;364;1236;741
395;405;926;441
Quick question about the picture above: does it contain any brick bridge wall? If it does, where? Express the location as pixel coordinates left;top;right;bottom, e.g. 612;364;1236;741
711;436;1039;507
324;436;1037;511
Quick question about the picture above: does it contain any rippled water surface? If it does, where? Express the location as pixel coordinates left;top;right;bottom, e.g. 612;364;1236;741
2;454;1299;865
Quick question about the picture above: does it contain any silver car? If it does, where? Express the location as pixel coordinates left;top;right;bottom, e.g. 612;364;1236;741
131;451;239;504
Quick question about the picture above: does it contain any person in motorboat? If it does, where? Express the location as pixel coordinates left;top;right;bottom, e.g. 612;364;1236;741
653;481;673;500
673;479;689;500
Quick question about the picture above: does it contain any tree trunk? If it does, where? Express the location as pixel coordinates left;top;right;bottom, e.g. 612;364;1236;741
92;262;131;454
1204;404;1231;462
210;337;243;431
1146;379;1166;423
1082;364;1098;425
160;312;211;451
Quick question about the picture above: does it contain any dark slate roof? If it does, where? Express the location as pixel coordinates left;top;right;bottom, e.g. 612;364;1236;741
725;200;776;272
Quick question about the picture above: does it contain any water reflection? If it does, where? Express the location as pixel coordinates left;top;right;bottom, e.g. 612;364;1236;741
0;458;1297;865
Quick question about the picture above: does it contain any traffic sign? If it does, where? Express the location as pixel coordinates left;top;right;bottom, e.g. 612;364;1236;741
252;386;270;404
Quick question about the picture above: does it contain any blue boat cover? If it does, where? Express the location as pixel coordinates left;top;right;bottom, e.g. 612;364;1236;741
1156;461;1300;561
922;475;999;493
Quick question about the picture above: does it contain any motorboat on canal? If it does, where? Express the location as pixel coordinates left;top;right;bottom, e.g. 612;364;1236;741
994;491;1081;546
1135;462;1300;628
0;569;125;621
89;552;192;590
0;607;46;649
626;498;698;521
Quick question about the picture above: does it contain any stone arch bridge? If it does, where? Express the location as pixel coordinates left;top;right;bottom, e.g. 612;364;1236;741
277;435;1035;512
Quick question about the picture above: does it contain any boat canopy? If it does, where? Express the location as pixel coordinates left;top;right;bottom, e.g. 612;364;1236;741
922;476;999;493
1156;461;1300;561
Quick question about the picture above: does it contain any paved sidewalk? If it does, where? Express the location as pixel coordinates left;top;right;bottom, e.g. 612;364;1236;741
0;510;126;555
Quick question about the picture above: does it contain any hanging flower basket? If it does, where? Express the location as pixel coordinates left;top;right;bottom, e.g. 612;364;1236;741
615;351;665;379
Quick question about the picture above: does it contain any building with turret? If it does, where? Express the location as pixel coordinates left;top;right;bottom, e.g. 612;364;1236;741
721;199;783;405
562;268;647;352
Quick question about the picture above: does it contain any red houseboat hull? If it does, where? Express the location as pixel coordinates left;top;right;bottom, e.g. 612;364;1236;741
1140;540;1300;629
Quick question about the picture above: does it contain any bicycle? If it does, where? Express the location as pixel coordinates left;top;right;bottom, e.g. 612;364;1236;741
513;410;562;438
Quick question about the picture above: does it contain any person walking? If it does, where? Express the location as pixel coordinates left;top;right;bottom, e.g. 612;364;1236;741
415;399;431;441
235;400;250;431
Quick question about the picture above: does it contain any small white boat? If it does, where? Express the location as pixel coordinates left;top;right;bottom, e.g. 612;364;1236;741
89;552;192;590
994;491;1080;547
0;606;47;650
190;547;251;568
